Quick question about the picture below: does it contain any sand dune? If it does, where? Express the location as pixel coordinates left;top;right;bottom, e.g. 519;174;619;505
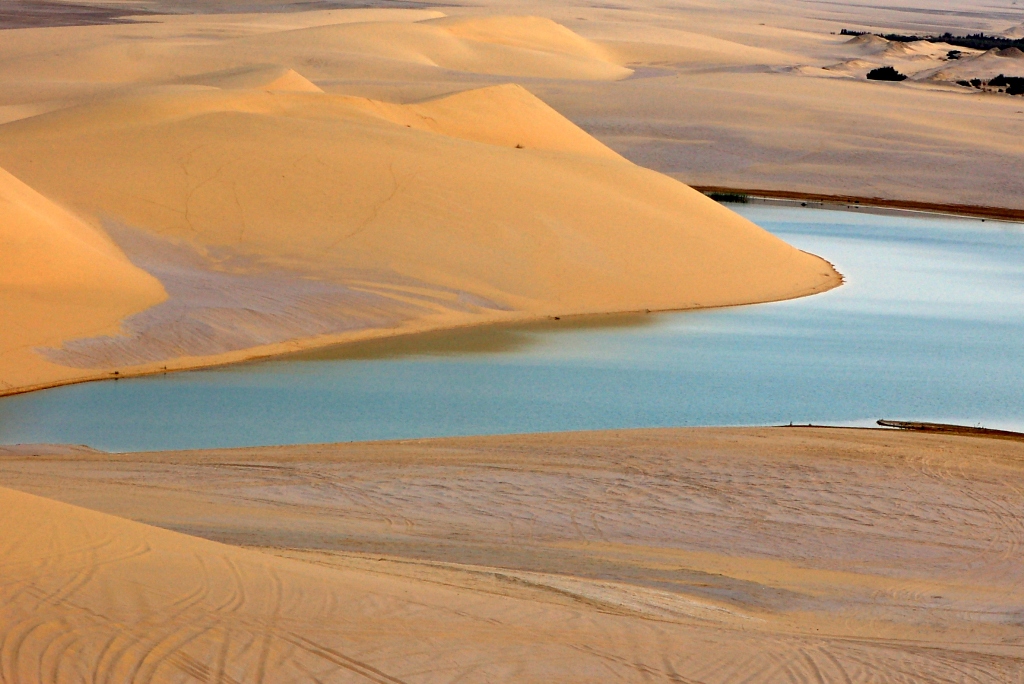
0;8;446;89
830;35;1024;84
0;167;165;393
375;83;624;158
926;48;1024;81
3;427;1023;682
0;12;628;91
0;78;837;389
844;33;891;53
182;64;323;92
220;15;632;81
2;1;1022;211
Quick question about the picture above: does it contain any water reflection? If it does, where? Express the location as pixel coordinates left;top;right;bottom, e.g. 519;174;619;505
282;313;655;362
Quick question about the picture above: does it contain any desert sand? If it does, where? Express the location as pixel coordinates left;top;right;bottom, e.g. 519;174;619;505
0;6;857;395
2;2;1022;679
2;427;1023;682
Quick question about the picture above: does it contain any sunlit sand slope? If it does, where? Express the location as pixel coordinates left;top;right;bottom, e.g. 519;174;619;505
0;167;165;393
0;81;838;389
3;427;1022;682
181;64;324;92
2;485;706;683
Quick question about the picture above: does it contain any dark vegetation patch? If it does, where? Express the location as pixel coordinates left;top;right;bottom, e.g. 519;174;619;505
955;74;1024;95
0;0;441;28
706;192;749;204
841;27;1024;52
990;74;1024;95
866;66;907;81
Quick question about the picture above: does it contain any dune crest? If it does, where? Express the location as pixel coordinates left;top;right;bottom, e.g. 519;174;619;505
367;83;623;159
183;64;324;92
428;15;619;63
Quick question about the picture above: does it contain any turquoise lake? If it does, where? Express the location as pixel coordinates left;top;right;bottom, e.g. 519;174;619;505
1;205;1022;452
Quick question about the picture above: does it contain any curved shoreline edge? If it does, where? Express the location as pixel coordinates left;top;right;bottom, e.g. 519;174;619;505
691;185;1024;223
0;254;842;400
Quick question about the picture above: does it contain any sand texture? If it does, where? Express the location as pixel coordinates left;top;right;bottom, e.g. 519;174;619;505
0;11;842;395
2;427;1023;682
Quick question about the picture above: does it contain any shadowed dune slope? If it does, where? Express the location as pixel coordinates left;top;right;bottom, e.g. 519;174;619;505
181;64;324;92
0;167;166;392
0;80;838;390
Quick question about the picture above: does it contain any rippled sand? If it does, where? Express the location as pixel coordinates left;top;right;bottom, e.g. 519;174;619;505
2;427;1022;682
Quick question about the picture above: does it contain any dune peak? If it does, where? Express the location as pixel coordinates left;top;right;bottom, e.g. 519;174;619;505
182;64;323;93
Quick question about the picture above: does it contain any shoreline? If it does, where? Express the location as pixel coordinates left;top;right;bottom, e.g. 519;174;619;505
691;186;1024;223
4;423;1021;456
0;254;841;399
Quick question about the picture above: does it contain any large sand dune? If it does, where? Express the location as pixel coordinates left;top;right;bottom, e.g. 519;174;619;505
2;427;1022;682
0;74;837;391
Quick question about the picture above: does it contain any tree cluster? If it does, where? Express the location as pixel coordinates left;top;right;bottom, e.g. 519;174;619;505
840;28;1024;52
866;66;907;81
957;74;1024;95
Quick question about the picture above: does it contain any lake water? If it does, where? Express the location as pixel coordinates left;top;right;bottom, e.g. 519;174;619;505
1;205;1022;452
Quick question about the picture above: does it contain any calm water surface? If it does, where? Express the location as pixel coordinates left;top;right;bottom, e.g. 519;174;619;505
2;206;1022;451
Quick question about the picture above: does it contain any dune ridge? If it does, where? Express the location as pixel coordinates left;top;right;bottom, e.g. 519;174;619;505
220;15;633;82
182;64;324;92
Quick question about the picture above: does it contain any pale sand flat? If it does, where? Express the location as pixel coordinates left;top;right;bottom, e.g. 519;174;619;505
2;427;1022;681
